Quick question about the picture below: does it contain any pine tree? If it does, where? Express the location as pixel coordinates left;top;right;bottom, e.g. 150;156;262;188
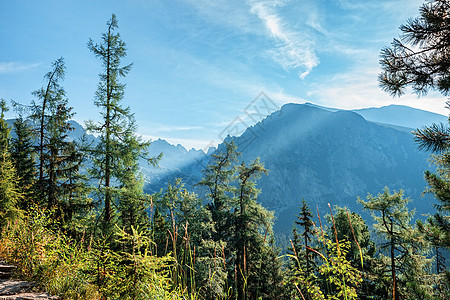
379;0;450;97
379;0;450;292
86;14;160;230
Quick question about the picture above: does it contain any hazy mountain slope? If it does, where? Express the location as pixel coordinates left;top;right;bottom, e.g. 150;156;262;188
142;138;205;190
5;119;202;192
353;104;447;129
225;103;434;233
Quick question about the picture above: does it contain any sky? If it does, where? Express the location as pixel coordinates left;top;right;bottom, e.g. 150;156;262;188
0;0;447;150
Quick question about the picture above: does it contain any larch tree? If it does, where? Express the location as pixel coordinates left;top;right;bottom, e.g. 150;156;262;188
359;188;432;300
234;158;276;300
87;14;160;230
0;100;22;226
30;57;66;205
198;141;238;243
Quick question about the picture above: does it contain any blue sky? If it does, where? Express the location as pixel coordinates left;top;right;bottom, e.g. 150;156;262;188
0;0;446;149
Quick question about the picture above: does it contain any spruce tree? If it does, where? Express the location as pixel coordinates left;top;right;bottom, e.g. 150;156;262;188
116;126;153;236
296;199;316;276
29;58;92;232
10;115;36;209
289;199;317;299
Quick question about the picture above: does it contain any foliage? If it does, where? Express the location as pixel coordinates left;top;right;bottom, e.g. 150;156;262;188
379;0;450;96
0;210;100;299
10;114;36;207
86;14;161;233
0;208;190;300
288;209;362;300
0;99;22;226
359;188;437;299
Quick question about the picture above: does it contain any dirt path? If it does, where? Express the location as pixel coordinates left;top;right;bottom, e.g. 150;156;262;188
0;260;58;300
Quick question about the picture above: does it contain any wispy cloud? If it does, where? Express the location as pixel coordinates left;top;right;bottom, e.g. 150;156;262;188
0;62;41;74
184;0;260;34
151;124;203;133
249;0;319;79
185;0;320;79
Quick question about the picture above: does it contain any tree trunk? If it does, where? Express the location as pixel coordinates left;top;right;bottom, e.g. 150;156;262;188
104;24;112;224
390;222;398;300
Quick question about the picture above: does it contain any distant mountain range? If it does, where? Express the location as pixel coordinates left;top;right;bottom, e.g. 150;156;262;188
144;103;448;235
353;104;447;129
7;104;448;236
304;103;447;129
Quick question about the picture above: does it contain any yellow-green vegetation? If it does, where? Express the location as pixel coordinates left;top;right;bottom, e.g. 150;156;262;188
0;209;190;300
1;1;450;298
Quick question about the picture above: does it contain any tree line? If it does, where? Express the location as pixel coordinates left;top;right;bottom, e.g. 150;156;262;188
0;1;449;298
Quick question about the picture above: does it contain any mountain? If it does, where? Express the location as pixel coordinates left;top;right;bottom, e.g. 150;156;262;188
141;138;206;190
304;103;448;129
225;103;436;234
352;104;447;129
146;103;441;236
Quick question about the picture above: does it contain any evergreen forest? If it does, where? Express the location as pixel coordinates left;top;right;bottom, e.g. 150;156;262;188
0;1;449;299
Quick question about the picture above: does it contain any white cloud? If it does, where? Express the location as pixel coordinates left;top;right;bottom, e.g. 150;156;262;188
186;0;320;80
0;62;41;74
249;0;319;79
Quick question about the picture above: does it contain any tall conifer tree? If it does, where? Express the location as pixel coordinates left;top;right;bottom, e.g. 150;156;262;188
359;188;432;299
87;14;160;230
31;57;65;198
10;115;36;206
0;100;21;226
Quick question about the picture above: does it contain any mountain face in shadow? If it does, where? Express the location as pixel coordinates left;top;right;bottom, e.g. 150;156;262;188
225;103;435;233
